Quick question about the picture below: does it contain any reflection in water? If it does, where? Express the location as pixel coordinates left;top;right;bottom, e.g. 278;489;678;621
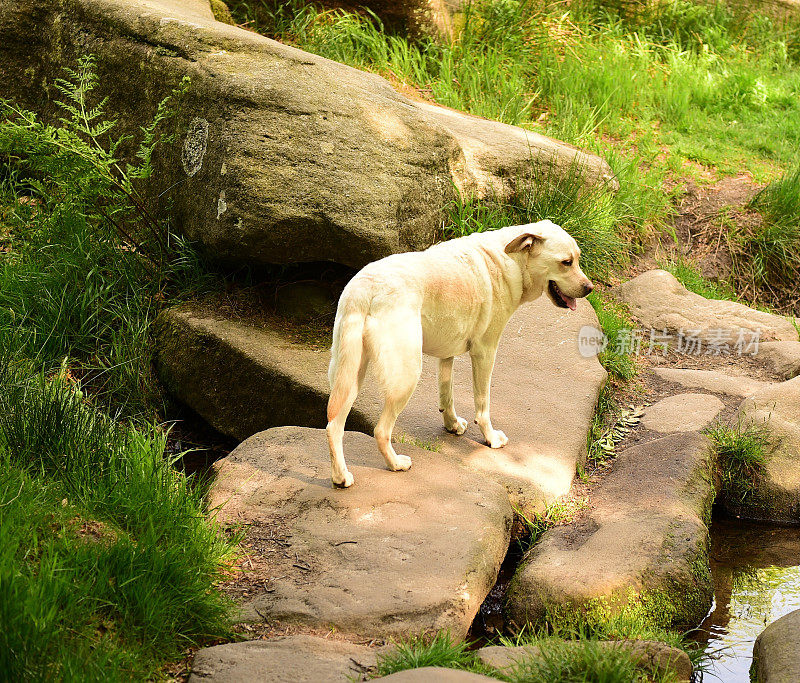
692;516;800;682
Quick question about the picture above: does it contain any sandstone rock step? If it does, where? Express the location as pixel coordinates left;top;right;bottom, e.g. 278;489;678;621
613;270;798;343
209;426;513;638
2;0;615;271
653;368;773;398
188;635;382;682
476;641;692;682
506;432;717;629
156;296;606;515
759;341;800;380
752;609;800;683
641;393;724;434
727;376;800;523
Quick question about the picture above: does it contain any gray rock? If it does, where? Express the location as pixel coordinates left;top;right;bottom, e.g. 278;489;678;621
208;426;513;638
727;376;800;522
155;296;606;516
379;669;500;681
653;368;772;398
506;432;717;629
641;393;724;434
476;641;692;682
752;609;800;683
1;0;614;270
758;341;800;380
613;271;798;343
189;635;380;682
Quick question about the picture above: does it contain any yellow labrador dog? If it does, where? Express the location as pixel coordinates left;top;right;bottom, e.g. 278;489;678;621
326;220;594;487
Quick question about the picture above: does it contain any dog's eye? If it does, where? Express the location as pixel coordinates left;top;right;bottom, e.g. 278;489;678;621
562;259;573;266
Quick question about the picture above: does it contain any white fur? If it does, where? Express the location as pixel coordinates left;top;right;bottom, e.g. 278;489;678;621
325;220;593;487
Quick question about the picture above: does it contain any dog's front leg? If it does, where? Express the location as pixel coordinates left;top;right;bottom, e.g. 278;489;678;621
438;357;467;435
470;344;508;449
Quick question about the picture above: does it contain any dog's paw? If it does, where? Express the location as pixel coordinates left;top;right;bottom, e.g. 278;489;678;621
445;416;468;435
389;454;413;471
332;470;354;488
487;430;508;449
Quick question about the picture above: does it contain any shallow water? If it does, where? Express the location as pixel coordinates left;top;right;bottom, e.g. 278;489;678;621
692;516;800;682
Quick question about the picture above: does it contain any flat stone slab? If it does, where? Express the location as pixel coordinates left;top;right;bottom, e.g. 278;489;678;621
752;609;800;683
506;432;717;629
157;296;606;515
653;368;772;398
641;393;724;434
728;376;800;522
209;426;513;638
759;341;800;380
613;270;798;343
189;635;381;682
476;641;692;682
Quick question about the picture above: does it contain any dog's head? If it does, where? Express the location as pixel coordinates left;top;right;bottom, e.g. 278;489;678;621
504;220;593;310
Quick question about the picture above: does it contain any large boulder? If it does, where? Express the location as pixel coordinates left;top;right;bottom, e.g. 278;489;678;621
506;432;717;629
752;609;800;683
189;635;381;682
613;271;798;344
155;295;607;515
0;0;615;270
727;376;800;522
208;426;514;639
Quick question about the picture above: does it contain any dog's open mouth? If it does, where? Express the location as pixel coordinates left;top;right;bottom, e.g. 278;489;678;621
548;280;577;311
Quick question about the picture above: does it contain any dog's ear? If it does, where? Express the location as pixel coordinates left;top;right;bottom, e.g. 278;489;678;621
505;232;544;255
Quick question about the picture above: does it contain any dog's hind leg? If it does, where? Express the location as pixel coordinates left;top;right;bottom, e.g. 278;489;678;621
367;314;422;472
326;357;367;488
438;357;467;435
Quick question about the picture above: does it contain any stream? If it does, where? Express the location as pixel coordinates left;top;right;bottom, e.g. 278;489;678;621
692;514;800;682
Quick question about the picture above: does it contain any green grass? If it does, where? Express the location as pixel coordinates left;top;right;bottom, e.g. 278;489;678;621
374;629;687;682
0;58;234;679
706;418;774;503
740;163;800;296
502;638;680;683
0;347;234;680
374;632;476;676
513;498;589;552
588;292;637;381
659;257;735;300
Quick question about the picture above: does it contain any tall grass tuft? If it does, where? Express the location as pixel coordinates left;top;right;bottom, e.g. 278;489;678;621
706;418;774;502
375;632;475;676
743;164;800;295
0;342;234;680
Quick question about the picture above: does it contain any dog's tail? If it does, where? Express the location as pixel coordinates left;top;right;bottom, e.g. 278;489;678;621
327;286;369;424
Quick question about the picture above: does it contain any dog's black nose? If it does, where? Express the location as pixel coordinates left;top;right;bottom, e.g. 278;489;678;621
584;282;594;295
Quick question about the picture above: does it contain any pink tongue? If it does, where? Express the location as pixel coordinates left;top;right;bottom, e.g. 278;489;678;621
562;293;577;311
